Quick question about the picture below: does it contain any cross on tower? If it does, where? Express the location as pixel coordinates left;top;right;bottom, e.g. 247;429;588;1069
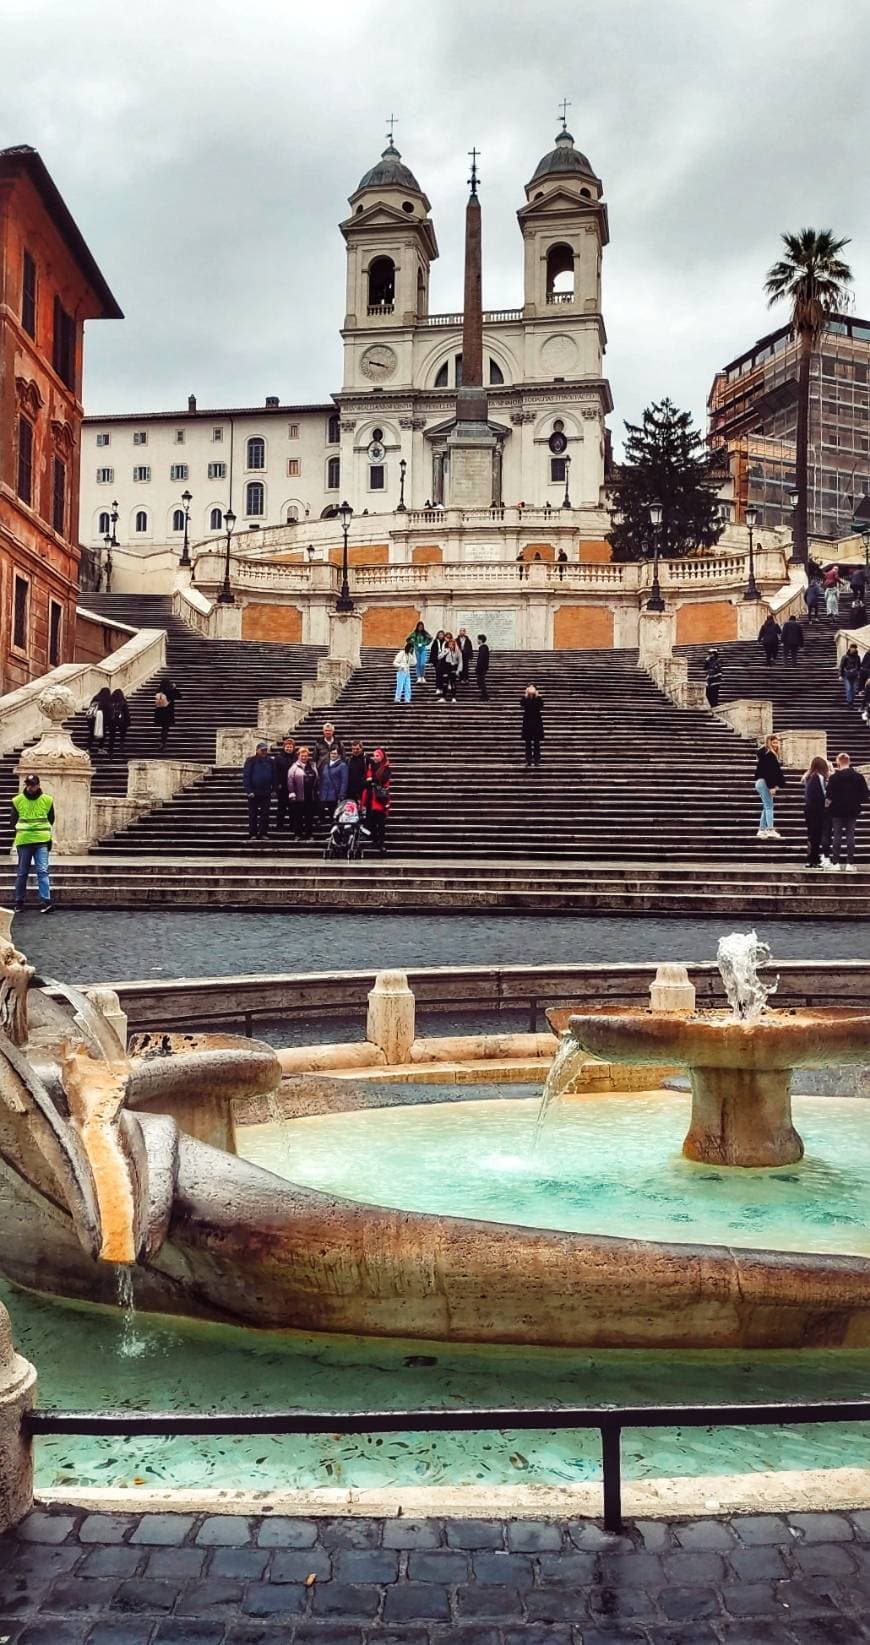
558;97;572;131
385;112;398;145
468;146;480;196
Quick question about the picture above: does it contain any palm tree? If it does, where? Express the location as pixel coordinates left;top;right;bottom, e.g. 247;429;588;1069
765;229;852;564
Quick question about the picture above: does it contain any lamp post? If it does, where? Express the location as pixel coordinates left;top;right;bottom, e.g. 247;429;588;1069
646;501;664;611
336;499;354;612
862;528;870;573
218;507;237;604
180;488;193;568
788;485;800;561
102;500;118;592
397;458;407;513
743;502;760;601
561;453;572;510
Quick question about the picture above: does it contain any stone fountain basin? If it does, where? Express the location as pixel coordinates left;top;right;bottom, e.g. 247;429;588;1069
565;1007;870;1070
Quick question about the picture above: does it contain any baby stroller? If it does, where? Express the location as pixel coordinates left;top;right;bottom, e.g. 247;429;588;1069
323;799;370;860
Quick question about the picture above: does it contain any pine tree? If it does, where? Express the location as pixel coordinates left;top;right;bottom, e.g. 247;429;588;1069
608;399;724;562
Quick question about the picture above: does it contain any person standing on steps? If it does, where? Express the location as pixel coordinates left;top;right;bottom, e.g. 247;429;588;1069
557;547;568;583
824;566;842;620
521;685;545;767
108;689;130;755
154;676;181;749
859;651;870;722
315;722;343;766
393;641;414;704
362;746;392;854
782;614;804;668
703;648;723;708
803;755;830;868
456;628;473;684
430;630;446;698
851;589;868;629
407;621;432;686
12;773;55;914
476;634;491;701
758;615;781;666
804;576;823;625
318;745;349;818
439;634;461;704
346;739;367;803
824;752;869;872
85;687;112;753
287;746;317;839
272;737;297;831
242;741;274;840
754;734;785;840
841;642;863;706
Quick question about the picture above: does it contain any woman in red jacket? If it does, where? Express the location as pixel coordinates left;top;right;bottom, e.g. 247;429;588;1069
362;746;392;855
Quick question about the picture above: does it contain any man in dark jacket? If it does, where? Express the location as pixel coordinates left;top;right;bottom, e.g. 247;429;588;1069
315;723;343;768
272;737;297;830
781;615;804;667
825;753;869;871
242;742;274;839
456;629;473;683
758;616;781;665
346;740;367;803
475;634;490;701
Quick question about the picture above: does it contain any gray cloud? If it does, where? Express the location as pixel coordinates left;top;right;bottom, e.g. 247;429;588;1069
3;0;868;451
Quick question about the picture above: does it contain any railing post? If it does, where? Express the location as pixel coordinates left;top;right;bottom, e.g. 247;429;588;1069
601;1421;623;1534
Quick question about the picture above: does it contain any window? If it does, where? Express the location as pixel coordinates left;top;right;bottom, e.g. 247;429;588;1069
327;456;340;490
367;256;395;307
212;427;224;442
132;430;148;445
546;244;575;299
245;480;265;516
96;467;114;484
98;510;110;535
207;461;227;479
133;465;151;481
286;506;299;523
170;463;189;481
16;417;33;505
52;297;75;387
21;250;36;337
489;358;504;385
369;465;385;491
209;507;223;530
174;429;185;444
172;508;185;531
96;432;110;447
434;360;449;388
371;427;384;442
327;413;341;443
12;576;29;651
48;601;62;667
288;458;300;477
550;457;567;483
52;457;66;535
135;510;148;533
246;436;265;469
288;422;300;439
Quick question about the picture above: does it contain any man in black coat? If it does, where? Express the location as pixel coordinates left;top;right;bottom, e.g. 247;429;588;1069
242;742;274;839
456;628;473;683
781;616;804;667
272;737;297;830
825;752;870;872
475;634;490;701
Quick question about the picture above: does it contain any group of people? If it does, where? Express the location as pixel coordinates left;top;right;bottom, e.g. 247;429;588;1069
754;735;869;869
242;723;392;852
394;624;490;703
804;562;868;628
85;687;131;754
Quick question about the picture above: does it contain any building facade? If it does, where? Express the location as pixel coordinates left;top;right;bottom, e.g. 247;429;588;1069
80;124;612;585
708;314;870;540
0;145;120;693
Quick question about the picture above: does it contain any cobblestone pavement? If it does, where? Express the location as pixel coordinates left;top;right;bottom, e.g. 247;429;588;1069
1;1505;870;1642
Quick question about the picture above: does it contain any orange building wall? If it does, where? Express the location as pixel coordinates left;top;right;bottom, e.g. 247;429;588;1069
73;613;131;664
675;600;738;645
553;604;614;649
578;538;613;563
241;603;303;643
361;605;420;647
327;543;390;567
411;544;443;565
518;542;555;562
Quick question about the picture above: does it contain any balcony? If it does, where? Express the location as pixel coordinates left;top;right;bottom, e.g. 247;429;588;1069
546;291;574;306
422;308;523;328
367;303;395;317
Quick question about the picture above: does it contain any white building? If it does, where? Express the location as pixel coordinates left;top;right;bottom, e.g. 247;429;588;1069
80;123;613;587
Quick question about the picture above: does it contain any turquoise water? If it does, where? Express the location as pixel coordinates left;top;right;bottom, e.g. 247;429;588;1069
239;1092;870;1258
5;1276;870;1494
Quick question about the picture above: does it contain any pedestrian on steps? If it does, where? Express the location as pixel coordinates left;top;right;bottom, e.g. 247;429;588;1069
804;577;823;625
758;615;781;666
521;685;545;767
362;746;392;854
11;773;54;914
476;634;491;701
754;734;785;840
242;741;274;839
456;628;473;683
439;635;461;703
272;737;297;830
319;746;349;817
287;746;317;838
429;630;446;697
803;755;830;868
347;740;367;802
154;677;181;748
824;566;842;620
86;686;112;752
824;752;869;872
108;689;130;755
703;648;723;708
841;642;862;706
393;642;414;704
407;621;432;685
315;723;343;766
851;591;867;628
859;652;870;722
782;615;804;668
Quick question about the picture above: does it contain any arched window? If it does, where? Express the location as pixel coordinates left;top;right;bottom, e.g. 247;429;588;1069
171;508;185;532
286;506;299;524
245;481;265;516
135;510;148;533
246;436;265;470
209;507;223;531
98;510;110;535
434;360;449;388
489;358;504;385
327;456;340;490
546;244;575;301
327;414;341;444
367;256;395;308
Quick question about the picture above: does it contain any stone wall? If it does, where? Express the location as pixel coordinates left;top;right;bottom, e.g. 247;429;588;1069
553;604;614;648
361;605;420;646
73;611;133;664
240;603;303;643
675;599;738;645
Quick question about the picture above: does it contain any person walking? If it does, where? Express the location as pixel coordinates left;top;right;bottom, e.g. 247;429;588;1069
242;741;274;839
439;634;461;704
703;648;723;708
456;628;473;683
824;752;870;872
803;755;830;868
272;737;297;830
362;746;392;854
11;773;55;914
108;688;130;755
429;630;446;697
287;746;317;838
406;621;432;686
475;633;491;701
781;614;804;668
824;566;842;620
393;641;414;704
758;615;781;666
319;745;349;819
85;686;112;753
154;676;181;749
557;547;568;583
347;739;367;802
804;576;823;625
521;685;545;767
754;734;785;840
859;651;870;722
840;642;862;706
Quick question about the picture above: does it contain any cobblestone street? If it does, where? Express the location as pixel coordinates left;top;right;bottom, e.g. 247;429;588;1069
1;1505;870;1642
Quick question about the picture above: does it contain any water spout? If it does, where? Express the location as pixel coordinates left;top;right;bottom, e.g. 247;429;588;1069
535;1032;591;1140
716;931;777;1023
115;1265;147;1359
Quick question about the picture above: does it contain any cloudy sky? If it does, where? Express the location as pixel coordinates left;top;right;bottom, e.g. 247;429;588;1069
4;0;869;449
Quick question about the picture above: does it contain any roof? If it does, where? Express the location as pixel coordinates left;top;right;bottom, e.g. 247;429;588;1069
0;145;122;319
357;141;422;194
530;129;596;185
717;312;870;376
83;402;337;425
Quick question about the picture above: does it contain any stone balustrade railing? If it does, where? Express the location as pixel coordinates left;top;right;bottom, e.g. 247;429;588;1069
0;628;167;756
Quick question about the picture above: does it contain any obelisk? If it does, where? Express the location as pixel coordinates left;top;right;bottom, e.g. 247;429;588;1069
446;149;497;506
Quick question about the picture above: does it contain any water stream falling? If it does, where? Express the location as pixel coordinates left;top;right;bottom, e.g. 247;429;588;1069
534;1032;592;1141
716;931;778;1021
115;1265;147;1359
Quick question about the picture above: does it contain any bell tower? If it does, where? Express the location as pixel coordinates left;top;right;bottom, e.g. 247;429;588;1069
518;115;608;330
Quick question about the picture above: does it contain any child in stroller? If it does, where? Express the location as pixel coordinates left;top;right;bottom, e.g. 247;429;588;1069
323;798;370;860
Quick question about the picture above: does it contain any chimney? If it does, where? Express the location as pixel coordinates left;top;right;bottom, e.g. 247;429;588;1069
188;394;197;412
265;395;279;407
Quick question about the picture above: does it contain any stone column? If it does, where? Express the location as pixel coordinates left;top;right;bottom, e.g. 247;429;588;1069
0;1301;37;1532
366;970;416;1065
637;609;676;668
14;685;93;855
328;611;363;668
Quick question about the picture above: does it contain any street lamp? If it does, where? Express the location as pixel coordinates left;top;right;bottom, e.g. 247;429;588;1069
218;507;237;604
863;528;870;571
397;458;407;513
743;502;760;601
180;488;193;567
646;501;665;611
101;500;118;592
336;499;354;612
561;453;572;510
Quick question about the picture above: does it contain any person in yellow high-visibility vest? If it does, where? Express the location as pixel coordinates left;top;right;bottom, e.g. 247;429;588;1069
11;773;55;914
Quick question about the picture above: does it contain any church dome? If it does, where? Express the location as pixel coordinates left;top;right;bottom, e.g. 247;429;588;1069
531;128;596;183
357;141;422;193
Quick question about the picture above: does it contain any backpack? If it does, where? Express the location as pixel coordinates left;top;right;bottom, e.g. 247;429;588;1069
154;691;169;709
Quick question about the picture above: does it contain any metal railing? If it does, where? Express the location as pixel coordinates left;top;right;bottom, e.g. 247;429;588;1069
26;1397;870;1533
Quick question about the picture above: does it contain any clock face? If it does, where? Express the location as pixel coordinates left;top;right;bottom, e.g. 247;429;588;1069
360;344;397;382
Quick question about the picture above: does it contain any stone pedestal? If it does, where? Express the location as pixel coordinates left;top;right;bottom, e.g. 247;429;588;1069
649;964;696;1014
0;1301;37;1532
328;611;363;668
257;699;304;740
778;730;827;770
366;969;416;1065
714;698;773;744
683;1067;804;1168
637;609;676;668
15;686;92;856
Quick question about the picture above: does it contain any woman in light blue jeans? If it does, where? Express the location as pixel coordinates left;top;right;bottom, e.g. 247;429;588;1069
753;734;785;839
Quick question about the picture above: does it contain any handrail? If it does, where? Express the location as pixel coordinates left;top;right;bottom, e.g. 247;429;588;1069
26;1396;870;1533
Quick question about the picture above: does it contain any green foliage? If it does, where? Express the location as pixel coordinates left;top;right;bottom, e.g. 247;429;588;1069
608;399;724;563
765;228;853;341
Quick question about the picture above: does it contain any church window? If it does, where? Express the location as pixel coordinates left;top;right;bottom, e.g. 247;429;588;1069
371;427;384;442
327;456;340;489
367;256;395;308
402;201;415;214
17;416;33;505
546;243;575;301
98;510;110;535
369;464;385;490
455;354;463;385
135;509;149;533
286;506;299;523
489;358;504;385
172;508;185;531
245;480;265;516
434;360;449;388
553;418;565;432
209;507;223;530
208;461;226;479
580;187;592;198
288;459;300;477
550;457;567;483
327;414;341;443
247;436;266;469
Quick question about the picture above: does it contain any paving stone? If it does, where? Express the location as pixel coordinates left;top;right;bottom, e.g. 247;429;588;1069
77;1546;143;1579
383;1518;442;1550
525;1586;590;1621
228;1625;333;1645
15;1514;76;1546
471;1550;534;1587
77;1516;136;1546
130;1515;196;1547
538;1551;598;1584
501;1628;574;1645
311;1581;381;1618
0;1620;22;1644
15;1624;88;1645
633;1520;673;1552
87;1624;156;1645
194;1517;252;1547
788;1513;854;1542
791;1542;858;1576
270;1548;331;1583
382;1583;451;1622
588;1584;659;1620
506;1519;563;1552
444;1519;504;1549
658;1585;721;1621
316;1519;382;1550
110;1578;182;1614
673;1518;737;1550
39;1577;122;1613
848;1510;870;1539
8;1545;82;1579
333;1549;399;1584
427;1630;500;1645
598;1550;666;1586
773;1578;844;1616
646;1629;721;1644
209;1547;270;1581
719;1627;807;1645
578;1629;648;1645
727;1544;790;1582
568;1521;627;1551
406;1550;469;1584
175;1578;245;1614
0;1574;60;1616
146;1548;207;1580
366;1631;428;1645
293;1630;366;1645
720;1582;781;1617
241;1582;307;1618
732;1515;792;1545
255;1517;318;1548
663;1549;727;1585
452;1584;525;1620
787;1619;870;1645
152;1626;228;1645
